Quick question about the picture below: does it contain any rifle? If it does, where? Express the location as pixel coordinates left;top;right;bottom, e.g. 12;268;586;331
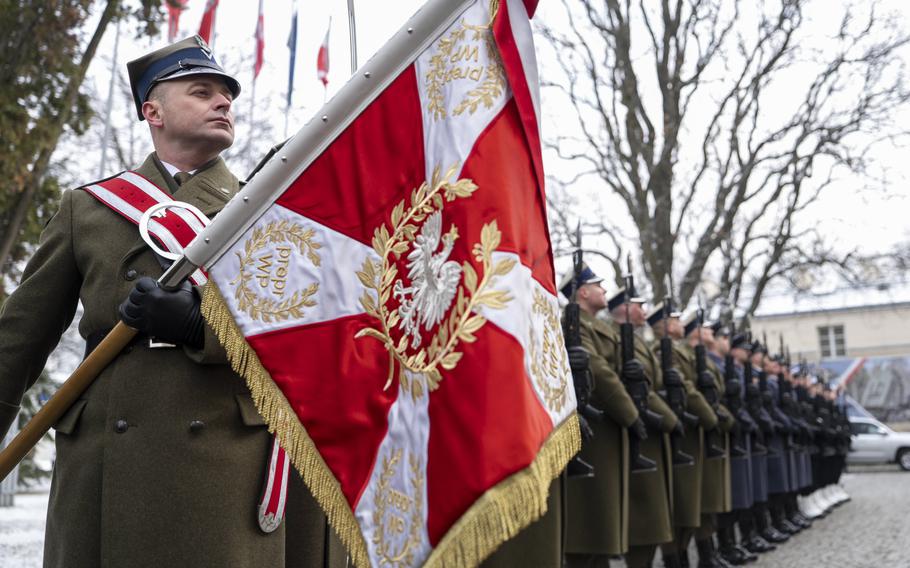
722;321;748;458
744;333;769;455
562;224;600;478
658;280;696;466
693;295;725;459
619;256;657;472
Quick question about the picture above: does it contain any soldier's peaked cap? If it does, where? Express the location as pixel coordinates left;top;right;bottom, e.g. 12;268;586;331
127;35;241;120
607;287;645;311
710;320;730;336
682;313;701;337
559;262;603;299
730;332;751;350
645;301;681;327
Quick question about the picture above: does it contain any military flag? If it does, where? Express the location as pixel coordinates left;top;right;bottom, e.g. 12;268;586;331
286;0;298;109
317;19;331;87
194;0;576;566
165;0;187;42
254;0;265;79
198;0;219;45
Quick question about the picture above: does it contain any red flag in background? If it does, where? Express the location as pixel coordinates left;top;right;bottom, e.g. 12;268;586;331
254;0;265;79
198;0;219;45
316;19;330;87
166;0;187;42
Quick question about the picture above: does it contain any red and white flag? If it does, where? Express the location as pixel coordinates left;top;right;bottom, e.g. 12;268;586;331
198;0;219;45
166;0;187;42
317;19;330;87
254;0;265;79
200;0;574;566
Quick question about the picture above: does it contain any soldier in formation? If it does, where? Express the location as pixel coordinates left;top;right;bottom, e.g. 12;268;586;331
559;258;853;568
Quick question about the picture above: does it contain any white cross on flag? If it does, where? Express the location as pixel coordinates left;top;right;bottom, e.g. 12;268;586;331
200;0;579;565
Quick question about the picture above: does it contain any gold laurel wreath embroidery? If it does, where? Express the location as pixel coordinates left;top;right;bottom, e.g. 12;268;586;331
529;290;569;412
231;220;322;323
372;449;424;566
355;163;516;398
425;0;506;122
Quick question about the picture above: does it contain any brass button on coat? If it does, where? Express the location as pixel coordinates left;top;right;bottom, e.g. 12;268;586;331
114;419;129;433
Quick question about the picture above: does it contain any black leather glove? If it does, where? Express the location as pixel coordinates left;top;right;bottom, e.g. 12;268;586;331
567;345;590;372
578;414;595;442
736;407;758;434
622;359;646;383
629;417;648;441
119;277;204;348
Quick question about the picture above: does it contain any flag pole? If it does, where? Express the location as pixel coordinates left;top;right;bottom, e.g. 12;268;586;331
347;0;357;73
98;19;121;177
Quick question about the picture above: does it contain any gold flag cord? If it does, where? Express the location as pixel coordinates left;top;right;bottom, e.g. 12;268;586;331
201;281;581;568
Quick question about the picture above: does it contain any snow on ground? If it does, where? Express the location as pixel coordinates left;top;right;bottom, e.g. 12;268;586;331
0;491;48;568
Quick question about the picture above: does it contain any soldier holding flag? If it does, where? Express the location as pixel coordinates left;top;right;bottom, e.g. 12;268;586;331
0;36;340;568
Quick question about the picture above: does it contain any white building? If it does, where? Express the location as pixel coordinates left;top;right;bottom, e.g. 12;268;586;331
750;281;910;361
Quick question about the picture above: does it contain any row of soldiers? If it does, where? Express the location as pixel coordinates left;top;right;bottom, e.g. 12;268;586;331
556;261;852;568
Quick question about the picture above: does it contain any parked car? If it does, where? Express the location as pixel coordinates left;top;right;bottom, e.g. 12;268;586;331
848;416;910;471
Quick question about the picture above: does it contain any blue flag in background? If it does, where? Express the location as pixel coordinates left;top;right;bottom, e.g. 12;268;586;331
287;0;298;109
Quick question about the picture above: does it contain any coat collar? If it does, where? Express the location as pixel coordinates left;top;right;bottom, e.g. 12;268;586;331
580;310;615;337
138;153;239;216
121;153;240;267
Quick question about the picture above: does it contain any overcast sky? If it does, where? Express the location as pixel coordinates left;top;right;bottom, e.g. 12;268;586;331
85;0;910;277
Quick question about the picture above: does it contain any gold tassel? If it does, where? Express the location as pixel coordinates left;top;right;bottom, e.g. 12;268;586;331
202;281;581;568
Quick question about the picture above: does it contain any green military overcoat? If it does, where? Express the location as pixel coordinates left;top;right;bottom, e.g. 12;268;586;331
0;155;344;568
564;311;638;557
666;341;718;529
622;324;677;548
700;355;733;514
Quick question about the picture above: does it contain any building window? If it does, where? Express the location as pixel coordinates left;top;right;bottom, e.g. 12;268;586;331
817;325;846;358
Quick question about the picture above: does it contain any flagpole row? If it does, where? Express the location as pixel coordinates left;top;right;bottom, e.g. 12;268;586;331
347;0;358;73
98;19;121;178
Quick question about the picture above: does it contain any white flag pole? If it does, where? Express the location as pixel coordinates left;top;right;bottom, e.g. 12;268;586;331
347;0;358;73
98;19;121;178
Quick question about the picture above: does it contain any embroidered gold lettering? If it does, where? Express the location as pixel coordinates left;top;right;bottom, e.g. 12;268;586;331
255;254;273;288
450;43;479;64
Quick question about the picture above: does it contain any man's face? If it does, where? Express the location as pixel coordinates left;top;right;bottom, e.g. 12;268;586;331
630;302;646;327
714;335;730;355
144;76;235;153
666;317;683;339
578;282;607;312
731;346;748;364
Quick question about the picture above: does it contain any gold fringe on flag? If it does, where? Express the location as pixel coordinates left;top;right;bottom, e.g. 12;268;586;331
202;281;581;568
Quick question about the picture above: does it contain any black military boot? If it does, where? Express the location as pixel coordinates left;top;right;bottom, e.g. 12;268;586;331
772;503;800;534
740;515;775;553
756;508;789;543
717;525;757;565
695;537;732;568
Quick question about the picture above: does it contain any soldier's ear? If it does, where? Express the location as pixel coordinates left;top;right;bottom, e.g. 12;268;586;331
143;99;164;126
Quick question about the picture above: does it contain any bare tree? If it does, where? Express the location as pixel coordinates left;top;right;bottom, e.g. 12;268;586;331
540;0;910;314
